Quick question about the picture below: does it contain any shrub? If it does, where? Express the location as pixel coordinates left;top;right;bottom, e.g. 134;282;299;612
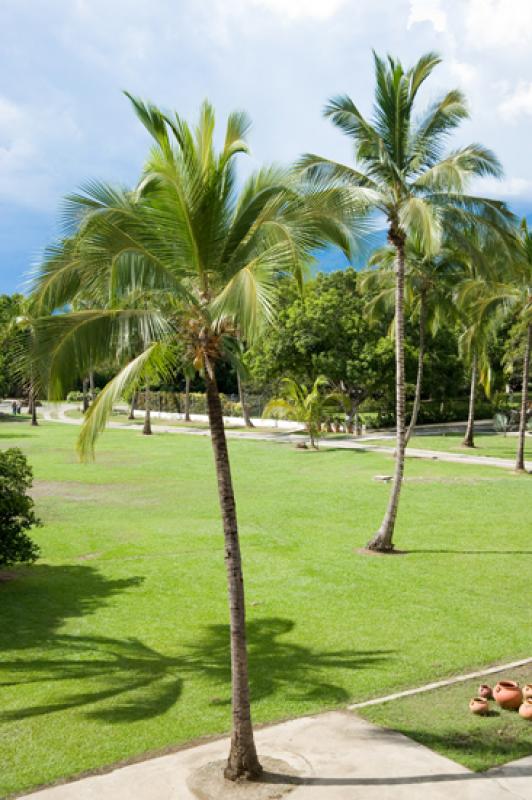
0;448;41;567
66;389;101;403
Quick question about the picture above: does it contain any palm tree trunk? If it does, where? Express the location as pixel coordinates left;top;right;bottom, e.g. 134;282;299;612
405;292;427;446
354;406;362;437
143;387;152;436
237;373;254;427
462;354;477;448
367;233;406;552
184;376;191;422
204;372;262;781
128;391;137;420
515;323;531;471
82;377;90;414
29;385;38;426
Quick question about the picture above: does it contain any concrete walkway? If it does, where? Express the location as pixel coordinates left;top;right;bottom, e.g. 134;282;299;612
19;711;532;800
41;404;532;472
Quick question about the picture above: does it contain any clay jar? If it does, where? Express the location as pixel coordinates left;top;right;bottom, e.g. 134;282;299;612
494;681;522;710
478;684;493;700
469;697;489;715
519;698;532;720
522;684;532;701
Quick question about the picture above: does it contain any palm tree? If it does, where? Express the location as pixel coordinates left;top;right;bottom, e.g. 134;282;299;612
451;224;512;448
299;51;511;551
183;363;195;421
31;97;353;780
361;237;459;444
514;221;532;471
473;220;531;468
263;376;339;448
10;301;42;426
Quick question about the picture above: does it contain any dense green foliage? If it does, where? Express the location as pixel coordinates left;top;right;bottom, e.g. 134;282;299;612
0;447;41;567
246;270;395;410
0;293;25;398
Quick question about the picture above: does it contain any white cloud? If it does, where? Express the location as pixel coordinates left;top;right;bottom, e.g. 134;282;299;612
253;0;347;20
474;175;532;198
498;82;532;121
464;0;532;50
407;0;447;32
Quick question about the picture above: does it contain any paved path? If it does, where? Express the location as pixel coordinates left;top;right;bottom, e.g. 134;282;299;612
18;711;532;800
42;404;531;472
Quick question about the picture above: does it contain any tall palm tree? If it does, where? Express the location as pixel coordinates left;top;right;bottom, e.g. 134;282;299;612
361;237;459;444
451;224;512;448
10;301;43;426
299;51;511;551
31;97;353;780
473;220;531;468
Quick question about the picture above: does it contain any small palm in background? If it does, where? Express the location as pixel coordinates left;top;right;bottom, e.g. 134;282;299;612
264;376;341;448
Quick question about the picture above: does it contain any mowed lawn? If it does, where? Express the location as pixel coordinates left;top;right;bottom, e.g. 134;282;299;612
370;431;531;460
0;420;531;796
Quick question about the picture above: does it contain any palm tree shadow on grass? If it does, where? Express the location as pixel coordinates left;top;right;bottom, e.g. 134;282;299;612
1;595;392;724
192;618;391;706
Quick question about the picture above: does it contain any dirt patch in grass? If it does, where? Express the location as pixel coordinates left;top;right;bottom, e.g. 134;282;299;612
355;547;408;557
30;480;143;504
31;480;117;502
0;571;18;582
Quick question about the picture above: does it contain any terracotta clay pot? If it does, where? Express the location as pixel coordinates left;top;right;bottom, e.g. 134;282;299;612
494;681;522;710
522;684;532;701
478;684;493;700
469;697;489;715
519;698;532;720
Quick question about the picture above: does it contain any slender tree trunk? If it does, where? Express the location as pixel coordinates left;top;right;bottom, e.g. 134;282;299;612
143;387;152;436
237;373;254;427
128;391;137;420
184;376;191;421
462;354;477;448
89;370;95;402
405;292;427;446
367;233;406;552
204;372;261;781
29;385;38;426
82;377;90;414
515;323;531;472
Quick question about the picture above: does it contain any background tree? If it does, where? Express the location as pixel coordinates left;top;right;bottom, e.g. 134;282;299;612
475;220;531;468
263;376;339;448
361;237;460;443
0;448;41;567
246;269;395;430
299;51;511;551
0;294;25;399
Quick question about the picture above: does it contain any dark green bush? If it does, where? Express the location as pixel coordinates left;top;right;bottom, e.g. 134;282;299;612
0;448;41;567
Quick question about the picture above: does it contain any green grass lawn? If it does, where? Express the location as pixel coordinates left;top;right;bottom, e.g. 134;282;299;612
369;431;530;461
358;664;532;771
1;419;531;795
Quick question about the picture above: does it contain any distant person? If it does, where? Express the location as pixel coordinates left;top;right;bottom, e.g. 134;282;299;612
16;402;22;415
11;400;17;415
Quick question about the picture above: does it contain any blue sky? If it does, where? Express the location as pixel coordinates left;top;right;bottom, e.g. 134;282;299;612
1;0;532;292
